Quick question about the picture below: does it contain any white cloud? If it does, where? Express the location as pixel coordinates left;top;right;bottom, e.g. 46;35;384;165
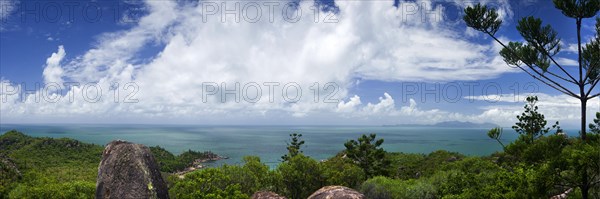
464;27;480;38
337;95;361;112
564;42;579;54
556;57;578;66
42;46;66;85
564;43;579;54
62;1;178;83
1;0;527;124
330;91;599;128
335;93;448;124
465;93;599;126
364;93;395;113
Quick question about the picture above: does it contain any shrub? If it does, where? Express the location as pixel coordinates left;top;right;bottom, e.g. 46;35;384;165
276;154;323;199
168;167;248;199
359;176;435;199
320;156;365;188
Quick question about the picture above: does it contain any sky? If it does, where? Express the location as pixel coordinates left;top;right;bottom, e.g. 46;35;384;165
0;0;598;128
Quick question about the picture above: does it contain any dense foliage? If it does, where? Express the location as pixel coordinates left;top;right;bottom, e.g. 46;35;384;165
344;134;390;178
150;146;222;173
590;112;600;134
464;2;599;196
0;130;102;199
169;136;365;199
0;131;218;199
1;97;599;198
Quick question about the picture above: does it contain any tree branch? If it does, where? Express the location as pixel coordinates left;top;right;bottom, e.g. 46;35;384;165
486;32;580;98
547;70;578;84
516;64;577;97
541;50;579;84
516;66;577;97
583;67;593;85
586;79;600;98
577;18;584;84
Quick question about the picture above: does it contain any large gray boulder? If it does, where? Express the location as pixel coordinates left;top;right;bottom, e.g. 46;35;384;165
96;140;168;199
308;186;365;199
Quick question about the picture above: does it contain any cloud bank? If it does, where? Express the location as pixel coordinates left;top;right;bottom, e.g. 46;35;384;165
3;0;594;126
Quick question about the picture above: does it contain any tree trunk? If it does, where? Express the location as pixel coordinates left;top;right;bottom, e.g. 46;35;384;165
581;183;589;199
577;17;586;140
581;94;587;140
581;97;588;199
576;17;589;199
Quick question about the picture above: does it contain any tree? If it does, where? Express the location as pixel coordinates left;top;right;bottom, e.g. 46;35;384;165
487;127;506;149
320;156;366;188
512;96;561;144
224;156;271;195
344;134;390;178
589;112;600;134
548;136;600;199
276;154;323;199
281;133;305;161
463;1;599;142
464;4;599;197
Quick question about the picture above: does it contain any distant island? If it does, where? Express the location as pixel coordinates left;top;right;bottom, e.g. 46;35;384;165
384;121;499;128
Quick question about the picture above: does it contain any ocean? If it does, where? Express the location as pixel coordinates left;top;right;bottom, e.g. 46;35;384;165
0;124;537;168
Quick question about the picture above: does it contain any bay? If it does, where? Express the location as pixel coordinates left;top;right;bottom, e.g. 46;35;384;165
1;124;562;168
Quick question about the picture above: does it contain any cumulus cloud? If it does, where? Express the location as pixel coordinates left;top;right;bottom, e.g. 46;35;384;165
42;46;66;85
331;91;599;128
337;95;361;112
364;93;395;113
335;93;447;124
465;93;600;126
1;0;531;124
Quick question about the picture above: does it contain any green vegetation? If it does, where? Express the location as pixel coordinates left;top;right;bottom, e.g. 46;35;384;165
281;133;305;161
344;134;390;178
166;97;600;198
512;96;561;144
1;97;599;198
590;112;600;134
150;146;222;173
464;0;599;141
0;130;102;199
0;131;220;199
464;1;600;197
277;154;323;198
320;155;365;188
487;127;505;149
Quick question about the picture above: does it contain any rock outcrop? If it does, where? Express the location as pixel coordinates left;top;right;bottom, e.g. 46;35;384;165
251;191;287;199
96;140;168;199
307;186;365;199
550;188;573;199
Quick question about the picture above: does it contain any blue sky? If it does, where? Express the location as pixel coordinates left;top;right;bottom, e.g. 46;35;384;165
0;0;598;127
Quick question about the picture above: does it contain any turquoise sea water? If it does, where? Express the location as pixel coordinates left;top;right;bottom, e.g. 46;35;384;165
0;124;557;168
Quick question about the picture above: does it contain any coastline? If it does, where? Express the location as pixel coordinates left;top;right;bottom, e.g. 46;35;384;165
174;153;229;178
0;124;524;168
